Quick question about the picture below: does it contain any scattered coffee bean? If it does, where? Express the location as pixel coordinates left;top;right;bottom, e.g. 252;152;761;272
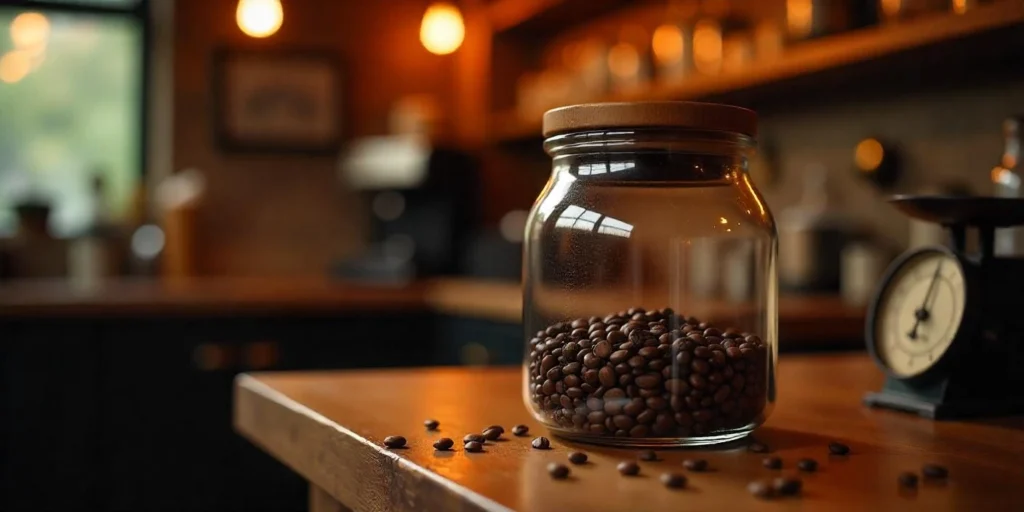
528;311;769;439
638;450;658;461
617;461;640;476
797;458;818;472
383;436;406;449
748;442;769;453
485;425;505;435
747;480;774;499
424;419;440;430
464;434;485;444
433;438;454;450
772;477;802;496
512;424;529;436
682;459;708;471
898;472;919;488
828;442;850;455
661;472;687;489
464;441;483;452
531;437;550;450
547;462;570;480
922;463;949;479
762;456;782;470
482;428;502;441
568;451;588;465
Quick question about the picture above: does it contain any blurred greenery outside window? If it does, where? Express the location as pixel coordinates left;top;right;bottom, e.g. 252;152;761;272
0;0;144;237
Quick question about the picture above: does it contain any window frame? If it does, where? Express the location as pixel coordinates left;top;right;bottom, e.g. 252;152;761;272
0;0;152;179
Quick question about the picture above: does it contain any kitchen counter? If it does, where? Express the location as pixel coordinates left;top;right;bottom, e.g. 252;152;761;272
0;278;865;346
234;354;1024;511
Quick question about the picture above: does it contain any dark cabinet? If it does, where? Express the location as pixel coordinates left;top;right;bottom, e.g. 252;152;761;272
1;311;432;512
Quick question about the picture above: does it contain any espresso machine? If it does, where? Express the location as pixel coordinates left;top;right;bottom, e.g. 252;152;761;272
337;135;479;283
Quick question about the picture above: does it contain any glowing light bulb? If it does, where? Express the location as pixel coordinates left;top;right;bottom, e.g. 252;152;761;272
0;50;32;84
10;12;50;52
420;2;464;55
236;0;283;38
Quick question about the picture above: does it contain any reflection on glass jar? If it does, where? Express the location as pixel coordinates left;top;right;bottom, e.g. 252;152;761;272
522;102;778;447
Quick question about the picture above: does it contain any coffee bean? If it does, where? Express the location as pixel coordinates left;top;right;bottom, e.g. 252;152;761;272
598;366;617;387
609;350;630;365
748;442;769;453
682;459;708;471
922;463;948;479
568;451;588;464
797;458;818;472
511;424;529;436
583;353;602;369
623;397;646;416
607;330;626;344
762;456;782;469
424;419;440;430
463;434;485;444
433;438;454;450
635;373;662;389
661;472;687;489
594;340;612;358
531;437;550;449
898;472;919;488
482;428;502;441
636;408;656;425
772;477;802;496
613;414;635;430
748;480;774;498
547;462;570;479
617;461;640;476
464;441;483;452
638;450;658;461
383;436;406;448
828;442;850;455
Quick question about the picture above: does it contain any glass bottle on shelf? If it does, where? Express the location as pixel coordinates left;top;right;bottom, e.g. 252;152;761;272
993;116;1024;256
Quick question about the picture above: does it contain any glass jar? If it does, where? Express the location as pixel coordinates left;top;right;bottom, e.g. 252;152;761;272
522;102;777;446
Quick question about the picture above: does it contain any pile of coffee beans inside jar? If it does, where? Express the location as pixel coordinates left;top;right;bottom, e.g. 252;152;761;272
527;307;769;438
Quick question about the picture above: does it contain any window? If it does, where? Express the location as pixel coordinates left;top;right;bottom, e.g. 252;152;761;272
0;0;145;237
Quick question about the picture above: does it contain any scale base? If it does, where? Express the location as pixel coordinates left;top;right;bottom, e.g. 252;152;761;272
864;390;1024;419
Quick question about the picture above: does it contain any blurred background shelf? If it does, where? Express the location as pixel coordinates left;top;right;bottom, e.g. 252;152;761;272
489;0;661;37
490;1;1024;143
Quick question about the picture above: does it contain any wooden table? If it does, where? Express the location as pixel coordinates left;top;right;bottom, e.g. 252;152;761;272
234;354;1024;511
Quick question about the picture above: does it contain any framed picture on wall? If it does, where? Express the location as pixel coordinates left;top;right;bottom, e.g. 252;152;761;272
214;50;343;153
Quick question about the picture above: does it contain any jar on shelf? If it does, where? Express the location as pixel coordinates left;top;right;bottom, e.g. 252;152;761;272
522;102;778;447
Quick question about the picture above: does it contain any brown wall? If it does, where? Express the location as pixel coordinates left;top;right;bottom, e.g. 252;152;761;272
173;0;455;276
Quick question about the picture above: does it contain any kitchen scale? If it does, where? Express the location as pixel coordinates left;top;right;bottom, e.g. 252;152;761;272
863;196;1024;418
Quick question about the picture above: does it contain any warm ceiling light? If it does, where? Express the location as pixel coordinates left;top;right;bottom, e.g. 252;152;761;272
0;50;32;84
652;24;684;65
420;2;464;55
10;12;50;51
236;0;283;38
855;138;885;172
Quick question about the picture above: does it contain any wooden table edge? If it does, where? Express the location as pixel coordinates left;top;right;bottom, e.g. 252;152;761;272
233;373;514;512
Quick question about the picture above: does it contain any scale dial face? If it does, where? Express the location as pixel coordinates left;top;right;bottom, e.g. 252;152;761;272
873;250;967;378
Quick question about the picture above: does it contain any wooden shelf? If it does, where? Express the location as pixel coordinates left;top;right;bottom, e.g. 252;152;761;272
490;1;1024;143
488;0;653;37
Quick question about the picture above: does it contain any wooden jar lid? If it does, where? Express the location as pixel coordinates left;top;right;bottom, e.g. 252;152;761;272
542;101;757;138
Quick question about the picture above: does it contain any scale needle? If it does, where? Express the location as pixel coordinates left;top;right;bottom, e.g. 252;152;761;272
907;261;943;340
